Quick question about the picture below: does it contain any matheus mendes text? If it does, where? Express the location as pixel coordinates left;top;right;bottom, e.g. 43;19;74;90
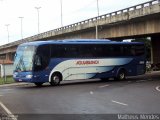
76;60;99;65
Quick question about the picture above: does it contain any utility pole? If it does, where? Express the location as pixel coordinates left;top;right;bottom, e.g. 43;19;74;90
35;7;41;34
19;17;24;39
5;24;10;43
60;0;63;27
96;0;99;39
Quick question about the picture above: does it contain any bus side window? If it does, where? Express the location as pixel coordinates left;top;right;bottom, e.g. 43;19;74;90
34;45;50;71
51;45;66;58
113;45;123;56
64;45;78;58
69;45;79;58
93;45;104;58
135;45;145;56
123;46;133;56
78;45;93;58
87;45;95;58
131;46;136;56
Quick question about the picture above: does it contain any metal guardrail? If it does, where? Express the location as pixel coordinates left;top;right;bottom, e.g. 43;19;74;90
0;0;159;50
50;0;160;33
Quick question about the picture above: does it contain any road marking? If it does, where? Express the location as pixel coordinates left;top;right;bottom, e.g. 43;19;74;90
156;86;160;92
0;101;17;120
90;91;94;95
136;80;147;82
4;89;13;91
139;80;147;82
112;100;128;106
99;84;110;88
0;94;3;97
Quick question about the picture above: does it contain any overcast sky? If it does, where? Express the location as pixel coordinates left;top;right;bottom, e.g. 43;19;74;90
0;0;149;45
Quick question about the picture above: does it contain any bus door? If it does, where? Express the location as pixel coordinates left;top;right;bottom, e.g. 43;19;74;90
34;45;50;82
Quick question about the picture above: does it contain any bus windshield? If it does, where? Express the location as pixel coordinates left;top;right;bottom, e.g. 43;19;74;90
13;45;36;72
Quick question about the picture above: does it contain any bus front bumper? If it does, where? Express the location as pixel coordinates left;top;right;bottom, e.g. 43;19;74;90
13;72;34;83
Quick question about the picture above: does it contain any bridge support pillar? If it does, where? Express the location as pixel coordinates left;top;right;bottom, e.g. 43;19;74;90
151;36;160;64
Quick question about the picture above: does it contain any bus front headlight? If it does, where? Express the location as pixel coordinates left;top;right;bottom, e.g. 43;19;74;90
13;72;18;78
26;75;33;79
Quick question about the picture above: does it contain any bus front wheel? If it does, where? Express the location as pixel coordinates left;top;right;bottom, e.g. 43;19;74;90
115;70;126;81
50;73;61;86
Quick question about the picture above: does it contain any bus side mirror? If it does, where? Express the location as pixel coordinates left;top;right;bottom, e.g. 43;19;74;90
14;53;17;61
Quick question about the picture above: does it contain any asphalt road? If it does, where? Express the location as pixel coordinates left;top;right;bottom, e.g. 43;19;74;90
0;72;160;120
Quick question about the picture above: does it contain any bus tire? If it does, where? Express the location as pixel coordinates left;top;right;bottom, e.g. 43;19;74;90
115;69;126;81
34;82;44;87
50;73;62;86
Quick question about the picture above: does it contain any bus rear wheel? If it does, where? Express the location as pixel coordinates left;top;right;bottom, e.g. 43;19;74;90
115;70;126;81
50;73;61;86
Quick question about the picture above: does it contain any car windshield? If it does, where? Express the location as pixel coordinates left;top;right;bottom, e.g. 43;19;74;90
13;45;36;72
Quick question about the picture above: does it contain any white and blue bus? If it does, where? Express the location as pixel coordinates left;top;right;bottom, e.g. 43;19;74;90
13;39;146;86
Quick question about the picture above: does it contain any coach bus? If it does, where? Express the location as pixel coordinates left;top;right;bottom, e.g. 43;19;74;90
13;39;146;86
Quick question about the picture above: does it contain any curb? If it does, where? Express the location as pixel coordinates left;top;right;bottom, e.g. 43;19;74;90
146;71;160;75
0;82;28;87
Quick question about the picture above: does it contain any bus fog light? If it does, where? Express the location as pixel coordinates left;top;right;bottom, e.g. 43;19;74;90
26;75;33;79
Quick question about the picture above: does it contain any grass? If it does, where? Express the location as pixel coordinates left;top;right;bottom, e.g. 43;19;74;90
0;76;15;85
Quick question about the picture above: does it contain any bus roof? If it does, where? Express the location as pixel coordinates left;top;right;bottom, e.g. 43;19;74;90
20;39;144;46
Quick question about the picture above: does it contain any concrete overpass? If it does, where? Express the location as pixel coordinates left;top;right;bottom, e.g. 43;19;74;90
0;0;160;64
